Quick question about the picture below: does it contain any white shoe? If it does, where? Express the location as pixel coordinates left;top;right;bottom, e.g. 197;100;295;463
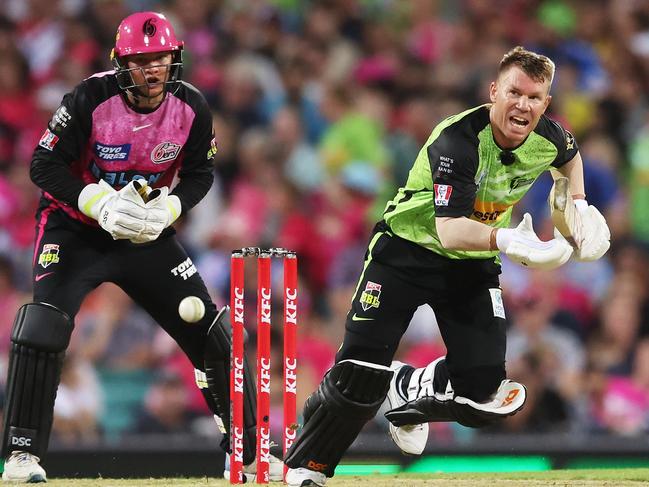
223;452;284;482
285;467;326;487
2;451;47;483
386;361;429;455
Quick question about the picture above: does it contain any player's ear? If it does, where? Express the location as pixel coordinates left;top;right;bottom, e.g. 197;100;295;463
543;94;552;111
489;81;497;103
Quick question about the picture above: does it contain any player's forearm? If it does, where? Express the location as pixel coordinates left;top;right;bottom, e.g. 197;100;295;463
170;168;214;213
30;156;85;206
435;216;495;251
554;152;585;199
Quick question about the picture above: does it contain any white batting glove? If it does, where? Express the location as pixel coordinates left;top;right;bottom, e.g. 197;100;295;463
129;187;182;244
560;200;610;261
496;213;573;270
78;180;147;240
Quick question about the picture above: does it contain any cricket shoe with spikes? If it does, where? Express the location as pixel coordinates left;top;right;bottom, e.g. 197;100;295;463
385;360;438;455
223;450;284;482
285;467;327;487
2;451;47;483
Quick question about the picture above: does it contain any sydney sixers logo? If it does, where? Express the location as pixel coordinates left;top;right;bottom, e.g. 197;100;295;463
143;18;157;37
151;142;181;164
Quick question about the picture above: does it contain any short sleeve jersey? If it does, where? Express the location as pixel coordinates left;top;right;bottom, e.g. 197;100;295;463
31;71;216;225
383;105;578;259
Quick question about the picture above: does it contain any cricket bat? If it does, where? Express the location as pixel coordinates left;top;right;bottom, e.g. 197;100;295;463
133;180;160;203
548;176;582;249
134;180;149;202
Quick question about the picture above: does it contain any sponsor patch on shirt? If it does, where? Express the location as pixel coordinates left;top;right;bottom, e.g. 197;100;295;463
489;288;506;319
151;142;182;164
48;105;71;132
38;129;59;151
94;142;131;161
434;184;453;206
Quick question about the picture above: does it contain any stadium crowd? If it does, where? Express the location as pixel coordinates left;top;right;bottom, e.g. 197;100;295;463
0;0;648;447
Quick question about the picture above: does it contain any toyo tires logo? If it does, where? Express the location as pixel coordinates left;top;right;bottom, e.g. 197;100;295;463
151;142;181;164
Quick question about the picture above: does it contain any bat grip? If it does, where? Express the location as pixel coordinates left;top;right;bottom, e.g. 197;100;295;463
133;180;149;203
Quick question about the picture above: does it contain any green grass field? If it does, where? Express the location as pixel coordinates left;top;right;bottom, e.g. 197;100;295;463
37;469;649;486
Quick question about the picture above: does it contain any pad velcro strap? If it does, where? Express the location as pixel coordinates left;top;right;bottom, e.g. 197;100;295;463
408;357;453;401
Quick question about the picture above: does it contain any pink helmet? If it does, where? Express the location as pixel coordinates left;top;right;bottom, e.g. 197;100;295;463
111;12;184;97
113;12;183;57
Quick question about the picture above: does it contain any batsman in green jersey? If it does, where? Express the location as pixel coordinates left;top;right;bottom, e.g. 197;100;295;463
284;47;611;487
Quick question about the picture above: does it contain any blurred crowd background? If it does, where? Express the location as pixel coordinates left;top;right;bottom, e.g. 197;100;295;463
0;0;649;450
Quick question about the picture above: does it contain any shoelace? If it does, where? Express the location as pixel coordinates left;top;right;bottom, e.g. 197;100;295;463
13;452;40;466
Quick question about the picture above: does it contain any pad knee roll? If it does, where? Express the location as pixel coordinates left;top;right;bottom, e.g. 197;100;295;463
285;360;393;477
2;303;73;458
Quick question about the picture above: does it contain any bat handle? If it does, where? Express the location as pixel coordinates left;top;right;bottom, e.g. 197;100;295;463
133;180;149;203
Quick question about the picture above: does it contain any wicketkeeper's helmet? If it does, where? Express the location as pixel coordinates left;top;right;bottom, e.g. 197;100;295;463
110;12;184;98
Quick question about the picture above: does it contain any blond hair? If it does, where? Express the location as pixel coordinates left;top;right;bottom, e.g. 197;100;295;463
499;46;555;85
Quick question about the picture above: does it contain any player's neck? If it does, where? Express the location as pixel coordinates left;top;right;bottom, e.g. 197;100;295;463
127;91;165;111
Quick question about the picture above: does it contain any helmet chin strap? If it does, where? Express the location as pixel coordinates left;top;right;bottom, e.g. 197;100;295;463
127;83;166;106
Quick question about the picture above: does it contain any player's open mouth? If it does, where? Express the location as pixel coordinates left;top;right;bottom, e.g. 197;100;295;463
510;116;529;127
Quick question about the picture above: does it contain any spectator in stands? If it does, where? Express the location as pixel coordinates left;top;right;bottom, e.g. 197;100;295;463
133;370;196;435
52;353;103;444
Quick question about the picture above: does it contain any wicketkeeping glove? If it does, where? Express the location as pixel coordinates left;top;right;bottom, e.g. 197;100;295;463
128;186;182;244
496;213;573;269
78;179;148;240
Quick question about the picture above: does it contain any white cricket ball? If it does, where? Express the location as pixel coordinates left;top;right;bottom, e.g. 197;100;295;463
178;296;205;323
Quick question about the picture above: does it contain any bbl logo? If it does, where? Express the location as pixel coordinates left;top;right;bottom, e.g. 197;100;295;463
38;244;60;268
360;281;381;311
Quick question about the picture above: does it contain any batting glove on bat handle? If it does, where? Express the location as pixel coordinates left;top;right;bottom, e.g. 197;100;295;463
571;200;611;262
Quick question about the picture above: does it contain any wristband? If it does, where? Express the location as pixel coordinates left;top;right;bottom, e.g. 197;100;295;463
489;228;498;251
